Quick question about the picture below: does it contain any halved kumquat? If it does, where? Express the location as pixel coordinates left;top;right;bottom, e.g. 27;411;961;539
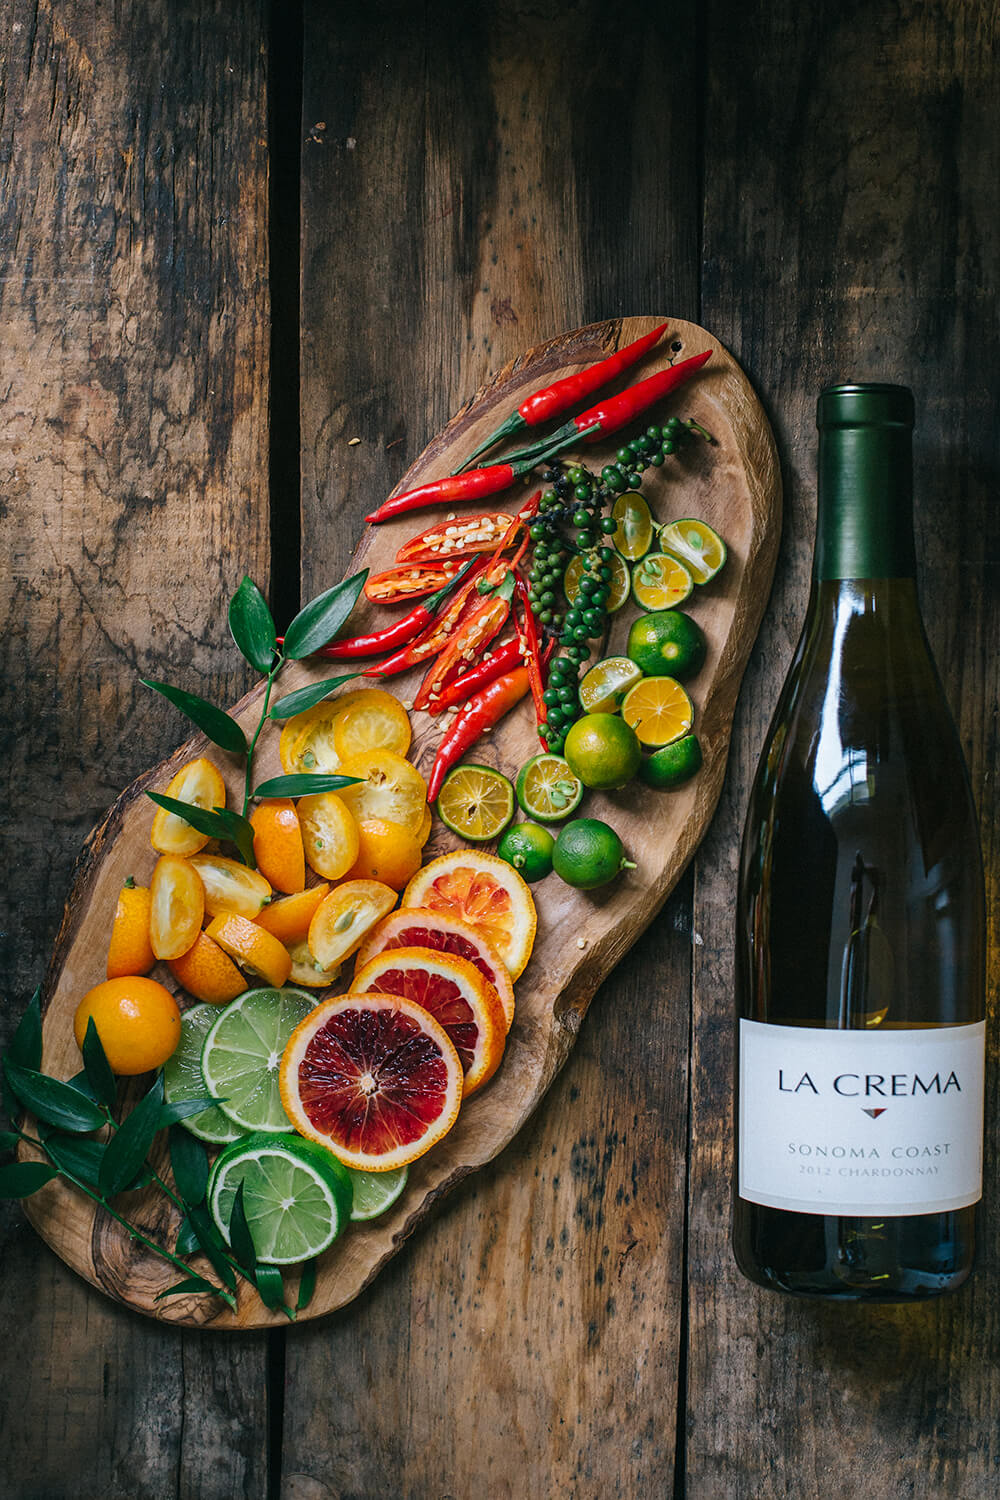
150;757;227;856
331;688;411;761
298;792;360;880
343;818;423;891
336;749;427;834
149;854;205;961
106;882;155;979
278;690;375;777
308;881;398;971
167;931;249;1005
250;798;305;893
188;853;272;919
254;883;330;945
286;937;342;989
205;913;293;988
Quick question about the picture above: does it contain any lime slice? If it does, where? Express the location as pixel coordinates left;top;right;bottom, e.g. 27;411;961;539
201;987;314;1134
208;1131;354;1264
564;551;629;613
658;519;727;584
631;553;694;612
346;1164;409;1222
578;657;643;715
621;677;694;749
611;492;654;561
436;764;514;841
515;753;584;822
162;1003;244;1146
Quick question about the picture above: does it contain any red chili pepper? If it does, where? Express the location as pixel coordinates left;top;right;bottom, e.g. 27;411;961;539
366;450;552;524
364;560;465;605
426;636;524;715
364;559;491;676
413;573;515;711
513;574;548;739
394;512;518;566
305;558;477;660
456;323;668;470
426;668;530;803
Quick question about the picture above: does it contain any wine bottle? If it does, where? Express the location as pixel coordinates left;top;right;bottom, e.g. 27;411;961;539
733;383;985;1300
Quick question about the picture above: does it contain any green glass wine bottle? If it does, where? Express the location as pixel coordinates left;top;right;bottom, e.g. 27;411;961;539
733;384;985;1299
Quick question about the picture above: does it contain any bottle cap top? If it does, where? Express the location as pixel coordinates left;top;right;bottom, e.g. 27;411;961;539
817;384;914;430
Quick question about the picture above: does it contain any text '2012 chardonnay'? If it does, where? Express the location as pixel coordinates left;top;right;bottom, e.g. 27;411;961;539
733;384;985;1300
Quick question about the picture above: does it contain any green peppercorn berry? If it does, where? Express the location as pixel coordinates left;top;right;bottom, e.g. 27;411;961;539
529;523;546;541
601;465;624;492
578;575;596;595
616;446;632;465
663;442;675;456
558;684;577;703
565;607;582;627
581;608;600;628
599;546;615;562
572;625;589;642
573;485;591;504
592;585;610;606
572;509;590;529
625;471;642;488
646;425;661;440
600;516;617;534
648;452;664;467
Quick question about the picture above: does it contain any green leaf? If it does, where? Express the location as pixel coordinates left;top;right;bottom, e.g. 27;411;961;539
9;988;43;1071
175;1215;201;1258
252;773;362;800
281;571;368;660
229;576;278;674
67;1069;100;1103
99;1076;164;1198
3;1061;106;1134
141;680;248;755
227;1180;258;1276
155;1274;221;1302
187;1205;238;1291
44;1133;106;1189
254;1263;293;1317
81;1019;117;1112
158;1096;226;1128
144;796;256;868
296;1257;318;1312
0;1130;21;1153
169;1126;209;1206
208;807;258;869
268;674;359;721
0;1161;59;1198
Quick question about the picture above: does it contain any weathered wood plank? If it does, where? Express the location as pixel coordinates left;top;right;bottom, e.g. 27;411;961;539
689;3;1000;1494
0;1;272;1493
287;1;702;1492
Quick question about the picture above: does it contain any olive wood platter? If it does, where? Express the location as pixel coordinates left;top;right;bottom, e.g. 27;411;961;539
24;316;780;1327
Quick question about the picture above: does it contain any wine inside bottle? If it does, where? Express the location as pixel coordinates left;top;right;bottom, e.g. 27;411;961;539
733;384;985;1300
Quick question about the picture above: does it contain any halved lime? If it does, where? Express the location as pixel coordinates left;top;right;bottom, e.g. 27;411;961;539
201;987;314;1134
208;1131;354;1264
514;753;584;822
631;553;694;612
611;492;654;561
621;677;694;749
436;764;515;842
346;1164;409;1222
658;518;727;584
640;733;703;788
578;657;643;715
563;551;630;613
162;1003;244;1146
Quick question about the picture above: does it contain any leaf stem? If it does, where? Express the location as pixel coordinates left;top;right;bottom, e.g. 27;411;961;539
242;656;284;818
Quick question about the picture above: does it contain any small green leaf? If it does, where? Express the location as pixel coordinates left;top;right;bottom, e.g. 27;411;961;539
3;1061;106;1134
169;1126;209;1206
159;1096;226;1129
145;796;256;868
141;680;248;755
254;1263;293;1317
209;807;258;869
0;1130;21;1153
175;1215;201;1258
9;988;43;1071
81;1019;117;1112
281;571;368;660
268;674;359;721
252;773;362;800
187;1205;238;1290
155;1274;222;1302
99;1076;165;1198
44;1133;107;1189
296;1258;318;1312
229;576;278;674
67;1069;100;1103
228;1179;258;1275
0;1161;59;1198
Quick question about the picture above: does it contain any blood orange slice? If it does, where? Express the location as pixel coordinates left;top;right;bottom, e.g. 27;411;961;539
355;908;515;1033
279;993;463;1171
401;851;536;979
354;948;506;1096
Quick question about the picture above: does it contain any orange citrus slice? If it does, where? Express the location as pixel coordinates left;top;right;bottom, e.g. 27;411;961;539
149;854;205;961
254;883;330;945
343;818;424;891
250;798;305;893
354;948;506;1096
74;976;182;1075
355;908;515;1033
417;805;433;847
188;853;272;919
297;791;360;880
307;881;398;970
331;688;411;761
402;851;536;979
279;992;463;1171
205;913;292;988
150;757;227;856
286;938;342;989
336;749;427;834
620;676;694;748
167;931;248;1005
106;883;155;979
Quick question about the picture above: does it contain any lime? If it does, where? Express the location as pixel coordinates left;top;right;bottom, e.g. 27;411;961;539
659;518;727;584
201;987;314;1134
640;733;703;789
611;492;654;561
631;553;694;612
564;550;629;613
208;1131;354;1264
497;821;555;882
436;764;514;841
563;713;641;790
621;677;694;749
347;1164;409;1222
578;657;643;715
552;818;634;890
627;609;706;680
162;1003;244;1146
515;753;583;822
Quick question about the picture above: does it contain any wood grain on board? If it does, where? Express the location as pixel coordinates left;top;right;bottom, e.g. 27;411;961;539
0;0;272;1495
25;317;780;1338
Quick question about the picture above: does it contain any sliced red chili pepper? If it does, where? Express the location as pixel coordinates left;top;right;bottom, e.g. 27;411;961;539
413;573;515;711
394;512;518;566
363;558;491;676
364;560;465;605
426;636;523;715
426;667;530;803
456;323;668;470
513;574;548;740
303;558;477;661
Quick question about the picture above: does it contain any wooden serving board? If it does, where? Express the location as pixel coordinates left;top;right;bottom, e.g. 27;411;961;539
23;316;780;1327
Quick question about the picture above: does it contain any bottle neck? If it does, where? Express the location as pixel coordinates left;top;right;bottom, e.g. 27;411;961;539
814;423;916;581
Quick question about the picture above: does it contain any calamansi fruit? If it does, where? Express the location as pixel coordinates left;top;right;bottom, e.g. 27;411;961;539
563;713;641;790
552;819;635;891
626;609;707;680
73;976;182;1075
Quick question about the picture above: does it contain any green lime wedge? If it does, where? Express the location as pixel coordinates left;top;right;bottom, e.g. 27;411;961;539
201;987;314;1134
162;1003;244;1146
346;1164;409;1222
514;753;584;822
208;1131;354;1264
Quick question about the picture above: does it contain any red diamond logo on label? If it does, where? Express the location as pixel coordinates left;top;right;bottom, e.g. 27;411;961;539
862;1108;887;1119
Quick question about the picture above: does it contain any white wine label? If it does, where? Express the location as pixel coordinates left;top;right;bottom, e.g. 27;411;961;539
738;1020;985;1216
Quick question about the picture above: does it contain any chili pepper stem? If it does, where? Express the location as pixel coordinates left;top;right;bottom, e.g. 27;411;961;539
506;421;602;472
452;410;527;474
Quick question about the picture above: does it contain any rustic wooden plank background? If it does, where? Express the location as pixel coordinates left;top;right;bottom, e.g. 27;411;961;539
1;2;997;1497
